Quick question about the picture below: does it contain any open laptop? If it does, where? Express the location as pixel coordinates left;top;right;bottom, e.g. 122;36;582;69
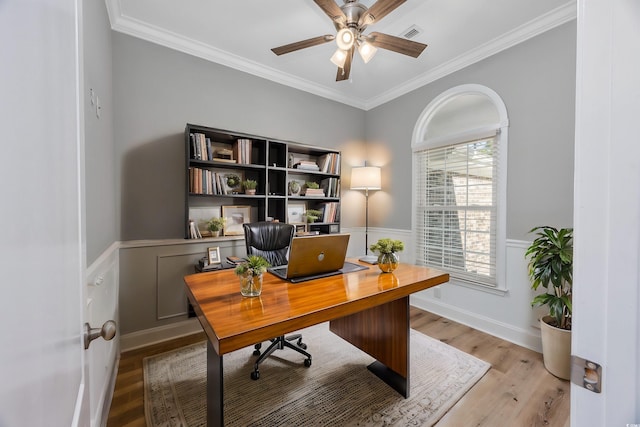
268;234;352;283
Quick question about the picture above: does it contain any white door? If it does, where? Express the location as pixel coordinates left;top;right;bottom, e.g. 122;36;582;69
0;0;91;426
572;0;640;425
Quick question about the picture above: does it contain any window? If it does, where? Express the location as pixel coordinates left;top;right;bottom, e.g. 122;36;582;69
412;84;508;290
415;135;498;286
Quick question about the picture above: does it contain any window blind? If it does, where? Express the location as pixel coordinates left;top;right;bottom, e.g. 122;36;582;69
414;136;498;286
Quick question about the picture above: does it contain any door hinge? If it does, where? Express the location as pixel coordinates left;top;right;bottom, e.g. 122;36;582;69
570;355;602;393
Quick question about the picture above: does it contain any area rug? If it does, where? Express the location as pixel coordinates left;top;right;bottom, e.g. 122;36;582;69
144;322;490;426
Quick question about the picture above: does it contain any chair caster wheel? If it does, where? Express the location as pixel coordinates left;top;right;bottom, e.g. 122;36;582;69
251;371;260;380
304;358;312;367
253;350;261;356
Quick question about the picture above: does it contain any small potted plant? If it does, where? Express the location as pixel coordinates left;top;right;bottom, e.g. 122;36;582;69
242;179;258;195
525;226;573;379
235;255;270;297
369;238;405;273
303;181;323;196
206;217;225;237
305;209;323;224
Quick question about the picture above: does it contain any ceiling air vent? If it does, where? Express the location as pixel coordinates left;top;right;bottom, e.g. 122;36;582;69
401;25;423;40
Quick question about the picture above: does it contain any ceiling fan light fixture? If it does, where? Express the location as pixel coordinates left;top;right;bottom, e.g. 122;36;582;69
358;41;378;64
330;48;348;68
336;28;355;50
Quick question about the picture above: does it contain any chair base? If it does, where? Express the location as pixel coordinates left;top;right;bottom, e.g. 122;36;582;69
251;334;312;380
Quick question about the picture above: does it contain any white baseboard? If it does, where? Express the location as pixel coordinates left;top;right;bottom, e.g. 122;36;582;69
120;318;204;352
411;294;542;353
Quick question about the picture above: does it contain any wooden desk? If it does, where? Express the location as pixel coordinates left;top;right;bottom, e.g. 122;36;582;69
184;261;449;426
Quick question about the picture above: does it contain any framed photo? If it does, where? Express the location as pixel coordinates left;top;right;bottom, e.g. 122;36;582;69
207;246;221;264
189;206;221;235
222;205;251;236
287;203;305;224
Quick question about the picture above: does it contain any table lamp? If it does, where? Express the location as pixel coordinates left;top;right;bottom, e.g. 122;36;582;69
350;164;381;264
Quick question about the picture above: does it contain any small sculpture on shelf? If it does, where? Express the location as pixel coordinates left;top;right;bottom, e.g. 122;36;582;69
242;179;258;195
288;180;301;196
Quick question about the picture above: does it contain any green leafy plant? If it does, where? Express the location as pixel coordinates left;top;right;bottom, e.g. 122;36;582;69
206;216;225;232
525;226;573;330
234;255;270;277
305;181;320;189
242;179;257;190
369;238;405;255
226;174;241;188
305;209;323;223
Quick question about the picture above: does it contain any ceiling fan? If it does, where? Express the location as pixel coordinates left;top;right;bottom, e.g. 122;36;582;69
271;0;428;81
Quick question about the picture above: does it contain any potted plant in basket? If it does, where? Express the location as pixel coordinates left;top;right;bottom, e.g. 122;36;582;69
206;217;225;237
242;179;258;195
235;255;270;297
525;226;573;379
369;238;404;273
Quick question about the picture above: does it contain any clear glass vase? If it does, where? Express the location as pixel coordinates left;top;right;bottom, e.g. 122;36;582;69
377;252;399;273
240;273;263;297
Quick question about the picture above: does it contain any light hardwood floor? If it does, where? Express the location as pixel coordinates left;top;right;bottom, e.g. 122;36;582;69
107;307;570;426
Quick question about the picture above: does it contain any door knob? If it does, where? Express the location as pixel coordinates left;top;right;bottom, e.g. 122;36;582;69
84;320;116;349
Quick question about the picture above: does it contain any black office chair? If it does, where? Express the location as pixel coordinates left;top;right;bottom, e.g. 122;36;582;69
243;222;312;380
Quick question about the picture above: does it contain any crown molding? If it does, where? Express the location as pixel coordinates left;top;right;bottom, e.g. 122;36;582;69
364;1;577;110
106;0;576;111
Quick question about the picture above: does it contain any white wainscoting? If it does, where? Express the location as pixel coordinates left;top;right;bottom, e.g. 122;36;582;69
86;242;120;427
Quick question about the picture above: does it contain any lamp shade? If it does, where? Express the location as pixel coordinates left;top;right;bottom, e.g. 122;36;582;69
350;166;381;190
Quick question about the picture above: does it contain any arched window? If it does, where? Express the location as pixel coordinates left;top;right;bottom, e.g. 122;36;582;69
412;84;509;289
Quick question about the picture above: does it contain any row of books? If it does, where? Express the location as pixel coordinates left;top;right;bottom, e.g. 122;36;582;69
234;138;253;165
320;202;340;223
190;133;216;161
318;153;341;174
320;177;340;198
189;167;241;195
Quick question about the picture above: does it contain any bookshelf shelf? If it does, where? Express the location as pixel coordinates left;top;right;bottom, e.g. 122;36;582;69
185;123;341;239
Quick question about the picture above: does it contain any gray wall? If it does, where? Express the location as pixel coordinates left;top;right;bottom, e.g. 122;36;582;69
112;33;366;241
365;22;576;240
84;0;117;264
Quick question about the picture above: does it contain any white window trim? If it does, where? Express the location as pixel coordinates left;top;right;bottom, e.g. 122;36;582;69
411;84;509;292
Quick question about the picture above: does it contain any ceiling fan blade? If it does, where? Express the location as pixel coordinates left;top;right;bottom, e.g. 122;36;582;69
271;35;335;56
366;31;427;58
358;0;406;27
314;0;347;23
336;46;354;82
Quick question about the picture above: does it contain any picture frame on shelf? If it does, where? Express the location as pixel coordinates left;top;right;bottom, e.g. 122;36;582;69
189;206;221;236
222;205;251;236
222;171;244;194
287;203;305;224
207;247;221;265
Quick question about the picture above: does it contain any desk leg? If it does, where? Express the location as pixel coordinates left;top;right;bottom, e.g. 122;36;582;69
207;340;223;427
329;296;410;398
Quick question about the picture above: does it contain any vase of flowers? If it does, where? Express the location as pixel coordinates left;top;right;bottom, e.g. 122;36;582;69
235;255;270;297
369;238;405;273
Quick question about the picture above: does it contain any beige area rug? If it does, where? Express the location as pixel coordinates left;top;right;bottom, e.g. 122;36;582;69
144;323;490;426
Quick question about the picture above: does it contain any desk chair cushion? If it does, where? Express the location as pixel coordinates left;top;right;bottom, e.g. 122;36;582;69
243;222;294;267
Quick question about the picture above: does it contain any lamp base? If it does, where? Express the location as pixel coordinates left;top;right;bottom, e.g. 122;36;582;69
359;255;378;265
